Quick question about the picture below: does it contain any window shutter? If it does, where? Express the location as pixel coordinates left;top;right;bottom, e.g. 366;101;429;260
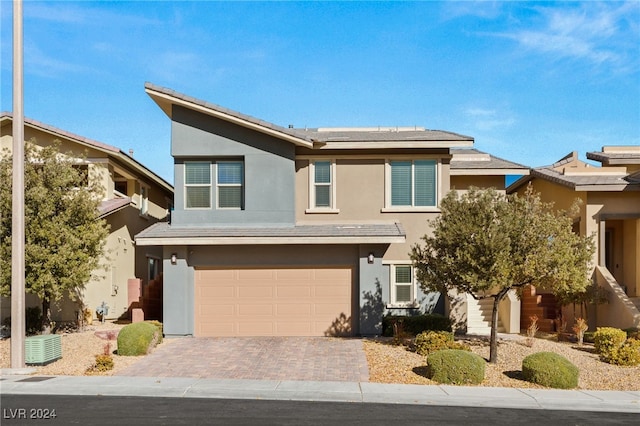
414;160;436;206
391;161;411;206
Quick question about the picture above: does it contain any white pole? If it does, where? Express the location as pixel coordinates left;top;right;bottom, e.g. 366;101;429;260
11;0;25;369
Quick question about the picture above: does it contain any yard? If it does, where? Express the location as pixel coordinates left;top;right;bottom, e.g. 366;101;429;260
1;323;638;391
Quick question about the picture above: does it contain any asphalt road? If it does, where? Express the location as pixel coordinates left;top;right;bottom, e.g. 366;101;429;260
1;395;637;425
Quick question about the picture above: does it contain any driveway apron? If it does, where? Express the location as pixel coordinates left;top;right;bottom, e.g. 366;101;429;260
116;337;370;382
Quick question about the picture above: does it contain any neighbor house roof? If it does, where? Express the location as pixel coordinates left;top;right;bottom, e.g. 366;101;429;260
0;113;173;194
98;197;133;218
449;148;529;176
587;146;640;166
145;83;474;150
135;222;406;245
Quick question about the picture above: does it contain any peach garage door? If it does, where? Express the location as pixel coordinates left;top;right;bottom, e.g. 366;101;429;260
194;267;353;337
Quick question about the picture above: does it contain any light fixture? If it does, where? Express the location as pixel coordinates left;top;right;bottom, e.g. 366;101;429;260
367;253;375;264
170;253;177;265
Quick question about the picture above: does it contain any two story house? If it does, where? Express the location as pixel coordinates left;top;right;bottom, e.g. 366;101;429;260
508;148;640;331
0;114;174;323
136;83;528;337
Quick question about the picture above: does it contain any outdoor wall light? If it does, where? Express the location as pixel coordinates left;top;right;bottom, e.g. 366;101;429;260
170;253;177;265
367;253;375;264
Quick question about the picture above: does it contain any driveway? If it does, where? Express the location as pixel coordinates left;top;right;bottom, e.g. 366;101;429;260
116;337;370;382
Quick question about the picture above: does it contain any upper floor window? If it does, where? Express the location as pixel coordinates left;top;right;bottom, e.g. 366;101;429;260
185;162;212;209
387;160;437;208
307;160;338;213
217;161;244;209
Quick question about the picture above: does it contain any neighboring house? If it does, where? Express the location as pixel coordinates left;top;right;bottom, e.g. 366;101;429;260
0;114;174;323
508;148;640;331
136;83;529;337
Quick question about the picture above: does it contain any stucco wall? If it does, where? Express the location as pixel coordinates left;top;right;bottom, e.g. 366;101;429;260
170;106;296;227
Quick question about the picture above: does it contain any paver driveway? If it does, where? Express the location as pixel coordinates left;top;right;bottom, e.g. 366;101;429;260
116;337;370;382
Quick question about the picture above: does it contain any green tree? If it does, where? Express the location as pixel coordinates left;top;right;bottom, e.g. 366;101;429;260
1;140;109;332
411;187;595;363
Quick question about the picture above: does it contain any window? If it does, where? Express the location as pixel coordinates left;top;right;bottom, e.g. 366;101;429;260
217;161;243;209
185;162;212;209
388;160;437;208
307;160;338;212
147;256;159;282
390;264;416;307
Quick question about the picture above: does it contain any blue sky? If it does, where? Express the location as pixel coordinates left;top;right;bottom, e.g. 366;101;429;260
1;1;639;184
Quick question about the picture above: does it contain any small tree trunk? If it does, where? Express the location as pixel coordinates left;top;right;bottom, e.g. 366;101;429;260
489;295;500;363
41;297;52;335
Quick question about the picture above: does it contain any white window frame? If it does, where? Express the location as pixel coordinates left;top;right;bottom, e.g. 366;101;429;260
216;161;244;210
383;158;440;212
306;159;339;213
384;261;418;308
184;161;212;210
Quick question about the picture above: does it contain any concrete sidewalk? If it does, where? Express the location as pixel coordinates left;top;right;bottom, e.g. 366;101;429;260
1;374;638;413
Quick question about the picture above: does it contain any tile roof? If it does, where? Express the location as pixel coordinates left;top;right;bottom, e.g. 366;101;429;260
450;148;529;171
587;150;640;165
297;127;473;143
98;197;132;218
136;222;406;245
530;167;638;190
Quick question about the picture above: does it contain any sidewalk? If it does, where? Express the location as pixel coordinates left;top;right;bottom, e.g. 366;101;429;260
1;374;638;413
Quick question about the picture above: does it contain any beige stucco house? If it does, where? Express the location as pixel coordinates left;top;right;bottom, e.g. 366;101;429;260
508;147;640;331
1;114;173;323
136;83;528;337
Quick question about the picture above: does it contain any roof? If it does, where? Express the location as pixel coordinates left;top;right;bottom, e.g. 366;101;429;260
0;112;173;194
587;146;640;166
135;222;406;246
449;148;529;175
507;165;640;192
98;197;132;218
145;83;474;150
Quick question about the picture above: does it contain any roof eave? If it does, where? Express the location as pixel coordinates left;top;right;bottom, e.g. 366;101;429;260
145;87;314;149
313;140;474;150
135;235;406;246
450;168;530;176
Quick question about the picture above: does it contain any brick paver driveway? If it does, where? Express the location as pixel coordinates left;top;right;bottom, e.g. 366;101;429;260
116;337;369;382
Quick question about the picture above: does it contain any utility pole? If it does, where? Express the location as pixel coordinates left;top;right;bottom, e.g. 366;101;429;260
11;0;25;369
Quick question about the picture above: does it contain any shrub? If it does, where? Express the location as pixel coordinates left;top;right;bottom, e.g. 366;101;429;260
93;354;114;372
522;352;578;389
583;331;595;344
623;328;640;340
145;320;163;344
382;314;452;337
117;322;160;356
2;307;43;335
426;349;485;385
593;327;627;360
415;331;470;356
607;339;640;366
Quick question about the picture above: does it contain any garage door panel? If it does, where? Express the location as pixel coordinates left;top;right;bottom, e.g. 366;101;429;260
195;267;352;337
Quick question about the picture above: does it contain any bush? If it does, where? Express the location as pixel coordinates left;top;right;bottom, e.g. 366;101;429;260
117;322;161;356
522;352;578;389
623;328;640;340
2;307;43;336
94;354;114;372
145;320;163;344
415;330;470;356
583;331;595;344
382;314;452;337
593;327;627;360
607;338;640;366
426;349;485;385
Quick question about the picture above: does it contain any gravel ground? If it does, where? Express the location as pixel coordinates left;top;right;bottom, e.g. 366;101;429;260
363;334;640;390
2;326;639;390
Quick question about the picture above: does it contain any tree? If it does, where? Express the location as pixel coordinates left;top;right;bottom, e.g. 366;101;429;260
410;187;595;363
1;140;109;332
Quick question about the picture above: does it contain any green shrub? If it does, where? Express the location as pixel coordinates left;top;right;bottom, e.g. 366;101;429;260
522;352;579;389
145;320;163;344
415;330;470;356
623;328;640;340
117;322;160;356
583;331;595;344
426;349;485;385
382;314;452;337
607;338;640;366
593;327;627;360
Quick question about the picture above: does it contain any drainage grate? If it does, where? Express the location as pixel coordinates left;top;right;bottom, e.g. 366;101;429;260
17;376;54;383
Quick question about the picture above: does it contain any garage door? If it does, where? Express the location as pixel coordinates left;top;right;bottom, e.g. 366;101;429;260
194;267;353;337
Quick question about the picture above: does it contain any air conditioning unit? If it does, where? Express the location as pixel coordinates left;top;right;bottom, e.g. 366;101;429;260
25;334;62;365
